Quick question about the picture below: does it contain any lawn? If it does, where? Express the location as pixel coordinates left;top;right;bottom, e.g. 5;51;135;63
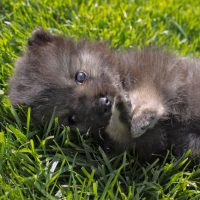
1;0;200;199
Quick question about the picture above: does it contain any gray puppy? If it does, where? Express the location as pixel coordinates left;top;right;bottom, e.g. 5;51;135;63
9;28;129;147
9;28;200;160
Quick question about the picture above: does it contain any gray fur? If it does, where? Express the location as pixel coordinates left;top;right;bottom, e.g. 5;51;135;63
8;28;200;161
112;48;200;160
9;28;125;140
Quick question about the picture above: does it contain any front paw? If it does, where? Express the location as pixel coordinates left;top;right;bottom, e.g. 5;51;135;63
130;112;158;138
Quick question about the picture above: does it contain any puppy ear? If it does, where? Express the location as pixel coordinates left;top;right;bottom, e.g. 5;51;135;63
27;27;52;46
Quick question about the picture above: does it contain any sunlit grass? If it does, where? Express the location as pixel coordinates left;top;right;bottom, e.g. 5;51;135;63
1;0;200;199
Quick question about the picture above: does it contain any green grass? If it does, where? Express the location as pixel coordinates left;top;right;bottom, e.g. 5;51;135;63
1;0;200;199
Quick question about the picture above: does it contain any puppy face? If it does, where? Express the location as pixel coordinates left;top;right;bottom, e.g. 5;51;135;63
9;28;131;144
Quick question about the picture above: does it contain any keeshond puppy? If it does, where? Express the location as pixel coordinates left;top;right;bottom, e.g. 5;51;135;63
9;28;200;161
8;27;130;150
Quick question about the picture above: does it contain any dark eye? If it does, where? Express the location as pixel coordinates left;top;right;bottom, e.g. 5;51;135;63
75;71;87;84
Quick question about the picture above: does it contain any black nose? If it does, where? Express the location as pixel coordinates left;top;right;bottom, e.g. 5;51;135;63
99;96;112;113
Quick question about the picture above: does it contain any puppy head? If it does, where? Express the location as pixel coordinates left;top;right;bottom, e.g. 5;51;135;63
9;28;128;142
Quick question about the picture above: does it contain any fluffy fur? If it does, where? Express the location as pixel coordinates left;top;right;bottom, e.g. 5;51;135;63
9;28;128;144
9;28;200;161
108;49;200;160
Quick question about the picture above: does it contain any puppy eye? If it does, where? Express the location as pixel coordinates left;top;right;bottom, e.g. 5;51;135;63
75;71;87;84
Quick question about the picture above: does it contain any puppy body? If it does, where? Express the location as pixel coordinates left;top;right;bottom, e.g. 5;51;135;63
9;29;200;161
107;49;200;160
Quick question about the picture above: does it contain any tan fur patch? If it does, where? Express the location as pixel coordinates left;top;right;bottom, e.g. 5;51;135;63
129;85;165;118
106;99;131;143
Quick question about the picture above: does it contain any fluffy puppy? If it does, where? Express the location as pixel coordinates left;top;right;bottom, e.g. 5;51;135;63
9;28;130;146
9;28;200;161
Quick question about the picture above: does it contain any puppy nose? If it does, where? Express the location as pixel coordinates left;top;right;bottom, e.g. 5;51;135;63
99;96;112;112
